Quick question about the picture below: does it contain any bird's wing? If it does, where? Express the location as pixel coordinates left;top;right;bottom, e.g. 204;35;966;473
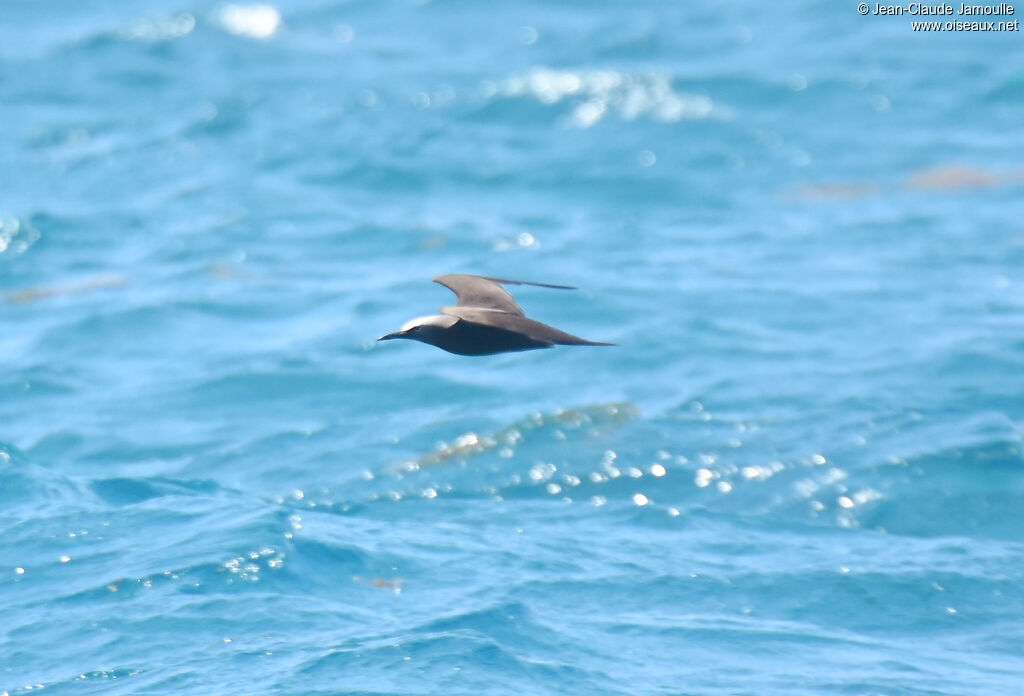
433;274;575;316
442;306;613;346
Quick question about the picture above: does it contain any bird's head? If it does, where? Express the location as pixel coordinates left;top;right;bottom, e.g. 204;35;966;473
378;314;459;343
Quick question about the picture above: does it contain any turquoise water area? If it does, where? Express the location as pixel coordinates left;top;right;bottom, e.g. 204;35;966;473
2;1;1023;694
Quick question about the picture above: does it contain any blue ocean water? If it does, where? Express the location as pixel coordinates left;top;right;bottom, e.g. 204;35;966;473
3;1;1024;694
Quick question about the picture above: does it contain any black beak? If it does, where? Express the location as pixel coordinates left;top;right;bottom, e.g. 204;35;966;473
378;331;402;341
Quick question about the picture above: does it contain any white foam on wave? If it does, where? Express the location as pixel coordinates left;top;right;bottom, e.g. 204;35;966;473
0;218;40;256
119;13;196;42
215;3;282;40
488;67;734;128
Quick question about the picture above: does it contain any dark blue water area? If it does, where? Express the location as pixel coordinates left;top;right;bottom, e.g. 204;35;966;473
2;1;1024;694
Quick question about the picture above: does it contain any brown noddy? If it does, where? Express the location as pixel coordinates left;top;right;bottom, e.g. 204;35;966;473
378;274;615;356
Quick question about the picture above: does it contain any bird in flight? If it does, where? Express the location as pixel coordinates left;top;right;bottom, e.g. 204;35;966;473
378;274;615;356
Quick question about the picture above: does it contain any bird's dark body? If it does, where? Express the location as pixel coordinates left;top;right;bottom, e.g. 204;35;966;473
378;274;613;356
417;320;553;356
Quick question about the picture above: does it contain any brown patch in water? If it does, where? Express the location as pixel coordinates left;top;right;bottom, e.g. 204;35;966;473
4;274;128;304
904;166;1003;191
789;165;1024;202
352;575;406;592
